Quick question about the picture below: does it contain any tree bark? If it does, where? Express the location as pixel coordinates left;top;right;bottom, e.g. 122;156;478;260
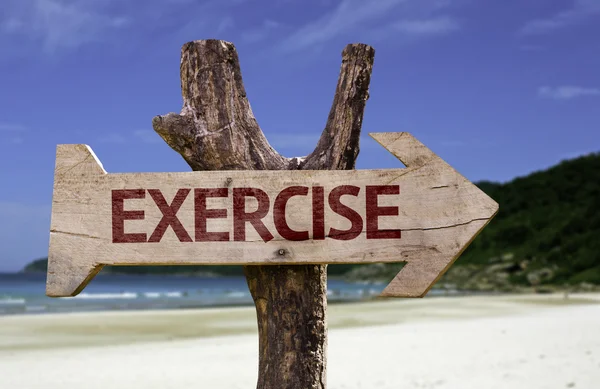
152;39;375;389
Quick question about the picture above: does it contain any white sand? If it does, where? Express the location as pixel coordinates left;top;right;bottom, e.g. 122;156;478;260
1;293;599;388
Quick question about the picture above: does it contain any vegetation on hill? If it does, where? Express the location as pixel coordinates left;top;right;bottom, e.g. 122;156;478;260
345;152;600;291
24;152;600;291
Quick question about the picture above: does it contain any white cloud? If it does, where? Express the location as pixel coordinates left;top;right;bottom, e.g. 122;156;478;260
2;0;454;58
538;86;600;100
0;0;130;53
368;16;459;40
0;0;245;55
392;16;459;35
278;0;404;52
217;16;235;34
276;0;459;54
2;17;22;33
241;19;282;43
519;0;600;35
134;130;162;144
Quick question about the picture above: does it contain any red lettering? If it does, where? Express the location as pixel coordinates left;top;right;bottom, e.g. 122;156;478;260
366;185;401;239
274;186;309;241
328;185;363;241
312;186;325;240
233;188;274;242
112;184;400;244
195;188;229;242
112;189;147;243
148;189;192;243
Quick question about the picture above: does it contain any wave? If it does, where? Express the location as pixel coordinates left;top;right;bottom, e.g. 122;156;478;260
225;291;246;298
59;291;187;300
70;292;138;300
0;298;25;305
143;291;184;298
25;305;47;312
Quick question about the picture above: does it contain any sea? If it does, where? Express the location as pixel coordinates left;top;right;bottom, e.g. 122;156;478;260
0;273;391;316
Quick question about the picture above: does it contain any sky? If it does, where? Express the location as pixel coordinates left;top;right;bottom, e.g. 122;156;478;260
0;0;598;272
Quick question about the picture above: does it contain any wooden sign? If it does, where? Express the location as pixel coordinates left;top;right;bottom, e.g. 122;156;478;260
46;132;498;298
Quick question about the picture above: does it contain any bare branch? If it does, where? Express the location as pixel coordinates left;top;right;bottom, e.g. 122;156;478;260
152;39;289;171
301;43;375;170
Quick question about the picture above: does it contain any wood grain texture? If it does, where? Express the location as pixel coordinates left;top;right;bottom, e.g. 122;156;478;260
47;132;498;297
151;40;291;171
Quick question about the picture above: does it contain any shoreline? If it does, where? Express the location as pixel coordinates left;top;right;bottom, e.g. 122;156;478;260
1;292;599;352
1;292;599;389
3;291;598;319
0;287;589;318
0;289;566;319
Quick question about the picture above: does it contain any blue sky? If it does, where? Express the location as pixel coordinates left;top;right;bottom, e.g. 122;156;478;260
0;0;598;272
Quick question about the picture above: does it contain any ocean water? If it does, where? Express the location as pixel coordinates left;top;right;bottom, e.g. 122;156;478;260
0;273;388;316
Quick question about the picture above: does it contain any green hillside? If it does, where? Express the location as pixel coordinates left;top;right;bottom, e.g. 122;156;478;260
345;151;600;291
24;152;600;290
449;151;600;287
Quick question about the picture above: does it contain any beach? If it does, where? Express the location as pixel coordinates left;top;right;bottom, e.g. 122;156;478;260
1;293;599;388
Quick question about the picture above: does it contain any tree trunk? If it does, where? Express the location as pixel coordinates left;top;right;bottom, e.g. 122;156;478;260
152;40;375;389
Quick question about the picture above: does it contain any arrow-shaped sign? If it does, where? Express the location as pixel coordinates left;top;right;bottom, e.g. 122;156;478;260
47;132;498;298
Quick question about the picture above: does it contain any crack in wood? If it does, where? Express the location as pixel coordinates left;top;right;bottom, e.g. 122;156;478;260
50;230;102;240
402;217;489;232
56;151;94;177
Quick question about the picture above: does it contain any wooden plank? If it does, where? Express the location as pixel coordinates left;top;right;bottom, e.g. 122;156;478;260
46;132;498;298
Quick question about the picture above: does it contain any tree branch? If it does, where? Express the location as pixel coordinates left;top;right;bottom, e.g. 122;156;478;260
152;40;291;171
300;43;375;170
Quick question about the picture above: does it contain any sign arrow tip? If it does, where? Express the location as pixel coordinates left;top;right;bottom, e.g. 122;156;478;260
369;132;499;297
